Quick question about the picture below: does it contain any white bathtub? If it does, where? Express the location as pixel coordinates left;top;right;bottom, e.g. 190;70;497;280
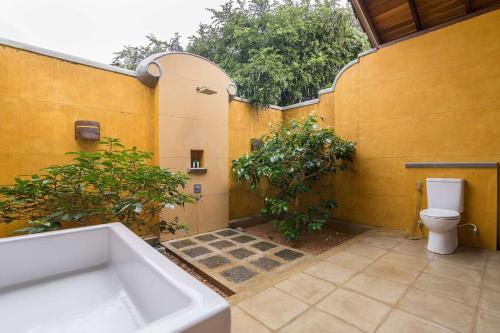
0;223;230;333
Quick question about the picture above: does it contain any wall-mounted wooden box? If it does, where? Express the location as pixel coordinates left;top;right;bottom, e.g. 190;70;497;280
75;121;100;141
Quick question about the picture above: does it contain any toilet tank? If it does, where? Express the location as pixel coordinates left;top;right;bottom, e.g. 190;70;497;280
426;178;464;212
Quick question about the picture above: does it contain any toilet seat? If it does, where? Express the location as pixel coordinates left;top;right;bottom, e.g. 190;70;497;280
420;208;460;220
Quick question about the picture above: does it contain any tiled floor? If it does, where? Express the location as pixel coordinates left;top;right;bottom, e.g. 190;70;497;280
230;229;500;333
162;228;310;292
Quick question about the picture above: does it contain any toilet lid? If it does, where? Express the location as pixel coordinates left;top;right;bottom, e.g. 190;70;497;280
420;208;460;219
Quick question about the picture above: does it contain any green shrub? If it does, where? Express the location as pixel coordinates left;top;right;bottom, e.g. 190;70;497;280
0;138;193;235
232;115;355;240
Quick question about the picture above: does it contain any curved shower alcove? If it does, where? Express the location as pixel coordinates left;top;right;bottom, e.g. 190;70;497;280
137;52;237;236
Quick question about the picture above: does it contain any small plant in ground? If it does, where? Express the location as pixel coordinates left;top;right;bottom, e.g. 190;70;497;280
0;138;193;235
232;115;355;240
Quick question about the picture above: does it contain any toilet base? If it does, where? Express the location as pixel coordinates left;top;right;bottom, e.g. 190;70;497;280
427;228;458;255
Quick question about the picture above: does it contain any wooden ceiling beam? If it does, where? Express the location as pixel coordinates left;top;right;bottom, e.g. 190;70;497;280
407;0;422;31
349;0;381;46
464;0;472;14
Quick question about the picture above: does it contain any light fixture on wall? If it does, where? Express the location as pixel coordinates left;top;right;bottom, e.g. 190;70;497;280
196;86;217;95
75;120;100;141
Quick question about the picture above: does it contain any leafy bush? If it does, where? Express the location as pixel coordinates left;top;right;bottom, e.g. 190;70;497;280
112;33;183;70
232;115;355;240
0;138;192;235
188;0;369;107
112;2;368;108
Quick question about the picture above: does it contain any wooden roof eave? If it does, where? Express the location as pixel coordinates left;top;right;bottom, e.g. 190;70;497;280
349;0;381;47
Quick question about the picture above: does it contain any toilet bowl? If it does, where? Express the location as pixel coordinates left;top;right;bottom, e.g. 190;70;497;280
420;178;464;255
420;208;461;254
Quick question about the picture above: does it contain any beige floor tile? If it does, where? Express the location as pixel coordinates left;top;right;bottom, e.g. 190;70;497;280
304;261;357;285
344;243;387;259
365;259;420;285
370;230;406;241
360;236;399;250
231;306;271;333
434;247;488;270
316;288;391;333
424;260;482;286
480;290;500;316
484;269;500;292
398;288;475;333
275;273;335;304
381;251;428;270
400;239;428;247
476;311;500;333
486;261;500;272
327;251;375;270
392;241;435;259
434;255;486;271
279;308;363;333
414;272;480;306
489;251;500;264
343;272;407;304
238;287;308;330
376;310;455;333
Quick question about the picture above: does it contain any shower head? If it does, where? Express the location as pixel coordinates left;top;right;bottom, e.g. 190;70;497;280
196;86;217;95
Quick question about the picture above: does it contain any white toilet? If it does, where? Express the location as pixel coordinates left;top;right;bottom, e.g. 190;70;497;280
420;178;464;254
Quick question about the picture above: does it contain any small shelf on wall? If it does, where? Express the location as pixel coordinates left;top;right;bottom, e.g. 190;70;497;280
188;167;208;174
189;150;207;174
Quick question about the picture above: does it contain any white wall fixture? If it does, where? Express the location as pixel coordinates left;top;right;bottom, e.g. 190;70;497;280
0;223;230;333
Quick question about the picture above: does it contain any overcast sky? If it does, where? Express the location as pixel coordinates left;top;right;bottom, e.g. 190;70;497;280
1;0;348;65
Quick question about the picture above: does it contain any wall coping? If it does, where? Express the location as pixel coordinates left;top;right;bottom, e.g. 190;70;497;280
0;37;137;77
232;96;321;111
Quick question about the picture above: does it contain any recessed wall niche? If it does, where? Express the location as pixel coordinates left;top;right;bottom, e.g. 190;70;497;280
189;150;207;174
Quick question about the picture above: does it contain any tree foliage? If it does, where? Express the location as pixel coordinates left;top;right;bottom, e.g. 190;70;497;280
112;33;184;70
232;115;355;240
0;138;192;235
188;0;369;107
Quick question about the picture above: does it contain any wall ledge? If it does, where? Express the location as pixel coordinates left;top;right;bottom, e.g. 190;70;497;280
0;37;137;77
405;162;498;168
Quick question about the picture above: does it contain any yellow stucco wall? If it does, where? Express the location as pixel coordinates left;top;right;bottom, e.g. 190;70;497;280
0;44;154;237
228;100;283;219
332;9;500;250
282;91;335;125
228;10;500;250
